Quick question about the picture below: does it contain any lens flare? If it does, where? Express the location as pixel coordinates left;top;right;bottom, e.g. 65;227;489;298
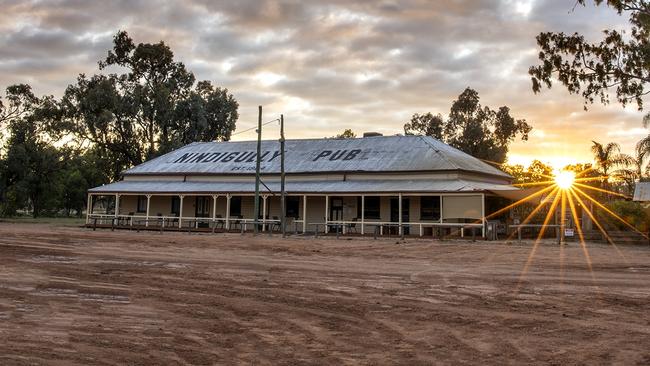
474;163;640;291
555;170;575;189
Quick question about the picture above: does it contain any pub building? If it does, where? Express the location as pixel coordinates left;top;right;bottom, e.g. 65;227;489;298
87;134;519;237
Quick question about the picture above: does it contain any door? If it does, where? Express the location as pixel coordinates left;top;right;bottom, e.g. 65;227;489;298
390;198;410;235
330;198;343;221
329;198;344;232
195;196;210;228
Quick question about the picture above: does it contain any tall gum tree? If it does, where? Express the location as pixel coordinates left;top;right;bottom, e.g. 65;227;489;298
61;31;239;179
404;88;531;164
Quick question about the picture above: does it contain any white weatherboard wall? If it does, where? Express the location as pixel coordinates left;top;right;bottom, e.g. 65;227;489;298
442;195;482;220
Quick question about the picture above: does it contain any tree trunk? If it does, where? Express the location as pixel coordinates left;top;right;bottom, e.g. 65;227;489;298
32;197;39;218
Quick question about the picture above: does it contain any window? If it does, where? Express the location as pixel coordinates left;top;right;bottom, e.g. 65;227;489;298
171;196;180;216
359;196;381;219
137;195;147;213
286;196;300;218
229;197;242;217
420;196;441;220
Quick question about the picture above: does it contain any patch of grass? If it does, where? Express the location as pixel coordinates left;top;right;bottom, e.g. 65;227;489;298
0;216;86;227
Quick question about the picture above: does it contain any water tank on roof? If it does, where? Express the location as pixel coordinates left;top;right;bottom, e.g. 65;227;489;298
363;132;383;137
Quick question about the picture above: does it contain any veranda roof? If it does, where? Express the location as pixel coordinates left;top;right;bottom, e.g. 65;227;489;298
89;179;518;195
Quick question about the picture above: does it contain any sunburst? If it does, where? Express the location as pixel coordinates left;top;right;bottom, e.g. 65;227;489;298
488;167;645;288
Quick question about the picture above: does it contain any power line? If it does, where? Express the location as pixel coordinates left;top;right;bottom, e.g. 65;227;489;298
230;118;280;137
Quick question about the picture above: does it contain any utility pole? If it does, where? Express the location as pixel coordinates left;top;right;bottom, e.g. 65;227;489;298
254;106;262;235
280;114;286;238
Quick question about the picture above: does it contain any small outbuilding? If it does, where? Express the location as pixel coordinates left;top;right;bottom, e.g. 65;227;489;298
633;182;650;203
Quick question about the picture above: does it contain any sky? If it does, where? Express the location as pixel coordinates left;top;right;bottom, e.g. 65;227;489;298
0;0;645;168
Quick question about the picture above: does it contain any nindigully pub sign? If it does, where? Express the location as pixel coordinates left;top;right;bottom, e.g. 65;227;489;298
170;149;366;171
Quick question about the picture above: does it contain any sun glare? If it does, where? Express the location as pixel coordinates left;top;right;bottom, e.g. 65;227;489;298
492;164;647;289
555;170;575;189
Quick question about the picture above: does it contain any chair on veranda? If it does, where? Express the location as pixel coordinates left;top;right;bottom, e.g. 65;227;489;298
346;217;358;234
231;215;243;230
214;214;225;230
270;216;281;232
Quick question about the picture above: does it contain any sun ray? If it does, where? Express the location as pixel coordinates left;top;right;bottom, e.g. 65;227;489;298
575;167;596;178
568;188;628;263
517;188;562;287
572;186;648;239
566;189;597;285
560;189;567;285
573;182;630;199
483;184;557;222
574;176;610;183
504;187;561;242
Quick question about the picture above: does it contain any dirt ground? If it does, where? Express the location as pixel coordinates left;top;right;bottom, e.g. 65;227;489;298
1;223;649;365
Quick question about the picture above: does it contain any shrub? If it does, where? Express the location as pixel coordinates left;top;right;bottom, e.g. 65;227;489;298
601;200;649;232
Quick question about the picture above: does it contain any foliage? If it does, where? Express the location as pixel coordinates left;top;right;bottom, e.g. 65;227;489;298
404;88;531;163
1;112;63;217
502;160;554;184
602;199;649;231
529;0;650;110
613;142;648;194
60;31;239;178
333;129;356;138
589;140;634;195
404;113;444;139
0;84;38;127
0;31;239;217
591;141;634;176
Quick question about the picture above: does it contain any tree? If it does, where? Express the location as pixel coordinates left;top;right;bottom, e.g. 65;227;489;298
0;85;45;215
406;88;531;163
333;129;356;138
61;31;239;178
56;148;110;217
403;113;444;139
502;160;554;184
529;1;650;110
2;117;64;217
591;140;634;194
613;139;649;194
0;84;38;128
634;132;650;171
591;141;633;176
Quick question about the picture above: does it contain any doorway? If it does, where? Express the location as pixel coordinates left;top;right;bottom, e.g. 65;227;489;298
390;197;410;235
329;198;343;221
195;196;210;228
329;197;344;232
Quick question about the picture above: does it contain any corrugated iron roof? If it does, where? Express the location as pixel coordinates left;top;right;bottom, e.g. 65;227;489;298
89;179;518;194
123;135;510;179
633;182;650;201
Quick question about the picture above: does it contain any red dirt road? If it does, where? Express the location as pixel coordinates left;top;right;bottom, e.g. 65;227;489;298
1;223;649;365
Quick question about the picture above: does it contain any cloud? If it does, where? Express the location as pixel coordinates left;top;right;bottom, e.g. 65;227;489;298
0;0;644;165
